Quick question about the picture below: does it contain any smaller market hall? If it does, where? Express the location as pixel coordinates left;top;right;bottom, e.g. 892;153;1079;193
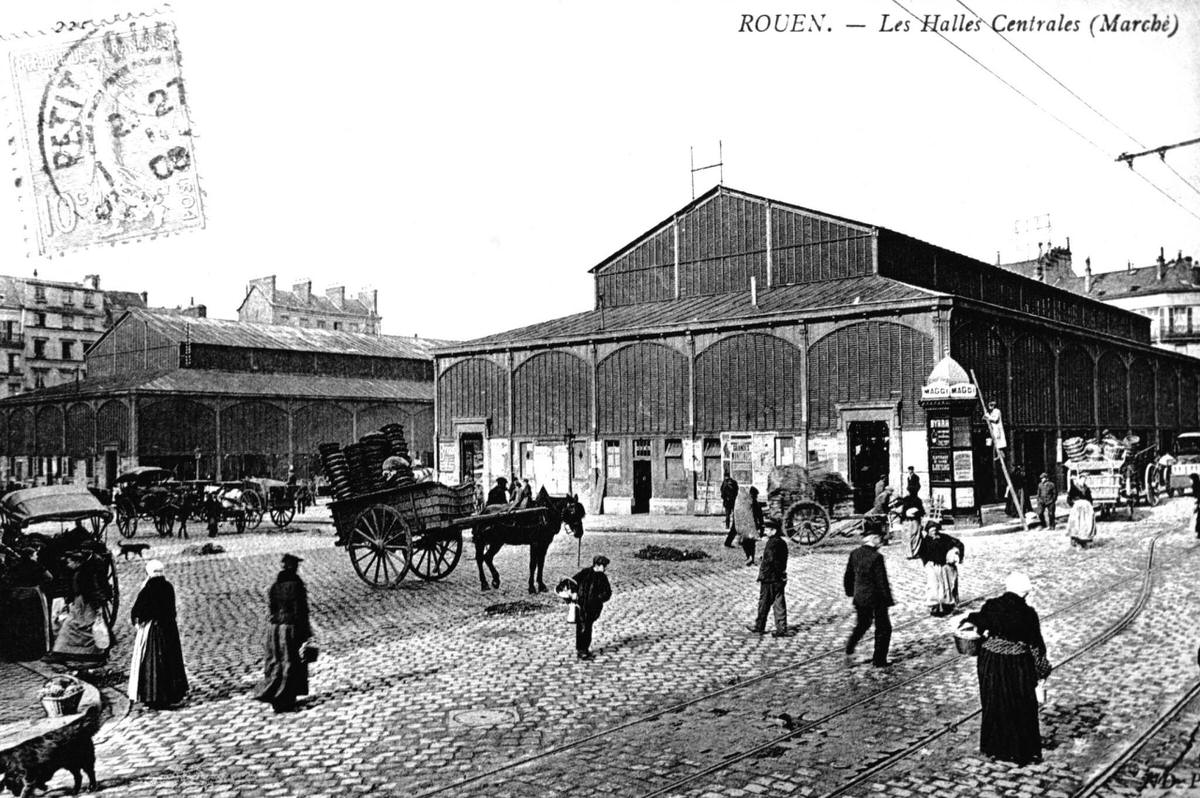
0;309;437;487
434;185;1200;516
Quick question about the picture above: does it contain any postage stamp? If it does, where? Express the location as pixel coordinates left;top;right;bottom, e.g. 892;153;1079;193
6;11;204;255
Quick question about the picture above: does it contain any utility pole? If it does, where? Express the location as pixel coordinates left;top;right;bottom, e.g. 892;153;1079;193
690;141;724;199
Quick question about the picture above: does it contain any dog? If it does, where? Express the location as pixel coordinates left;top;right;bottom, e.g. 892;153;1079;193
118;543;151;560
0;706;98;796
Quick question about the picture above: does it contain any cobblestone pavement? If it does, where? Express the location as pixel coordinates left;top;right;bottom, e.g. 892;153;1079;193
6;499;1198;797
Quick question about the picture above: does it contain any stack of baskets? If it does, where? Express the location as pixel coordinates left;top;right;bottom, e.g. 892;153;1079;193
318;444;354;501
1063;437;1087;462
319;422;418;499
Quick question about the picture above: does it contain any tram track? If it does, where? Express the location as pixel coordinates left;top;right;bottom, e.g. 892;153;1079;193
416;529;1187;798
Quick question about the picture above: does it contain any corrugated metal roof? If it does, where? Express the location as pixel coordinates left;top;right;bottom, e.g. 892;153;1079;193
113;309;452;360
439;276;942;352
0;368;432;403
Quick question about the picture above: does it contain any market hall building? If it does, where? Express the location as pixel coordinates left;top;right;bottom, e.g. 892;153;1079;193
0;309;438;487
433;185;1200;516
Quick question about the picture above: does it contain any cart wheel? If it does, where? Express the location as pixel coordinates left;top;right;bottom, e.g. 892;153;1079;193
783;501;830;545
89;514;110;540
409;533;462;581
98;554;119;629
270;507;296;528
154;509;175;537
244;492;264;530
1144;464;1159;507
115;500;137;538
348;504;411;588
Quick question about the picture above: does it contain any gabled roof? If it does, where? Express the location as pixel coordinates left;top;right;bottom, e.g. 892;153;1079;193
239;282;375;318
0;367;433;403
1000;254;1200;300
590;184;876;274
94;309;450;360
437;276;942;353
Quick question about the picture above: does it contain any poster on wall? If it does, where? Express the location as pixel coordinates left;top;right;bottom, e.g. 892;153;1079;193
438;443;456;475
930;450;952;481
953;451;974;481
954;486;975;509
724;436;753;485
932;486;952;510
928;417;951;448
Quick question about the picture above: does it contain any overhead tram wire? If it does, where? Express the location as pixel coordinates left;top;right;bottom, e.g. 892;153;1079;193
954;0;1147;150
888;0;1200;224
955;0;1200;203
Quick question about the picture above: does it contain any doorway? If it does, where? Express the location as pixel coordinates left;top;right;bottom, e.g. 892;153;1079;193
104;450;118;489
632;438;652;514
848;421;890;512
459;433;484;485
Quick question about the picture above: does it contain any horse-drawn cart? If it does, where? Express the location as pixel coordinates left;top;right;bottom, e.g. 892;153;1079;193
0;486;118;628
330;480;477;588
765;464;859;545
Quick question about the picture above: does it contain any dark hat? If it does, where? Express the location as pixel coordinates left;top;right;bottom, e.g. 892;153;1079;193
281;553;303;567
495;477;508;487
592;554;610;567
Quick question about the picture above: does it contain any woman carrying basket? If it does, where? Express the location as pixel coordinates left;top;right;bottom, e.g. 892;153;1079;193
960;572;1051;766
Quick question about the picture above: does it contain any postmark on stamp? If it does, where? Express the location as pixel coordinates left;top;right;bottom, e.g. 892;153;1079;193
6;12;204;255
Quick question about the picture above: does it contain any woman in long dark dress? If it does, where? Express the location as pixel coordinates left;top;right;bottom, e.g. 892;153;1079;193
254;553;311;713
128;560;188;707
963;572;1050;765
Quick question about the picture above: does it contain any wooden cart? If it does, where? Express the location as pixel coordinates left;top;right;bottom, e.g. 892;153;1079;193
765;464;859;545
330;480;477;588
1065;459;1127;520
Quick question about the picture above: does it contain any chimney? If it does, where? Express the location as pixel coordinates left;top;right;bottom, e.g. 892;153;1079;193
1084;257;1093;293
293;281;311;303
139;291;148;304
83;274;100;290
357;288;378;315
1157;247;1166;281
248;275;276;297
325;286;346;309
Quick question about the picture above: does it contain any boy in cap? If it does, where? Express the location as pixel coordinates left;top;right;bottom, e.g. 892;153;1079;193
571;555;612;660
1036;472;1057;530
843;529;894;667
746;521;788;637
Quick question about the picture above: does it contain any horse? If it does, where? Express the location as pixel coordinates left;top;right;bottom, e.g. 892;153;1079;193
471;487;585;593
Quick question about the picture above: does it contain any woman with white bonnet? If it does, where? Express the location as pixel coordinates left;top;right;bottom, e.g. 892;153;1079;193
128;559;189;708
961;571;1051;765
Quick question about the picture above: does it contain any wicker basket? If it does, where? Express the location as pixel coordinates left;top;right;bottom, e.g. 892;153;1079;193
40;687;84;717
952;630;981;656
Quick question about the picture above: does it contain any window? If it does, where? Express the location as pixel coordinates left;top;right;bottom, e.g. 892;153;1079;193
333;322;342;331
702;438;722;483
33;285;45;303
7;353;17;373
346;323;357;332
32;368;46;389
279;315;290;323
8;383;20;395
61;314;72;329
59;368;75;382
62;289;73;306
775;436;795;466
34;312;46;327
1172;307;1189;334
83;293;95;308
664;439;684;480
604;440;622;480
82;317;93;331
316;320;327;329
32;338;45;358
2;321;15;341
634;439;651;458
61;341;72;360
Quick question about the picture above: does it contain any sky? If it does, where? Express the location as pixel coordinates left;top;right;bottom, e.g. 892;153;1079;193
0;0;1197;342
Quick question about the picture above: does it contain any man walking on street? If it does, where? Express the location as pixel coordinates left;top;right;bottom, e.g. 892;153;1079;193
746;522;788;637
1036;472;1057;530
844;530;894;667
721;473;739;535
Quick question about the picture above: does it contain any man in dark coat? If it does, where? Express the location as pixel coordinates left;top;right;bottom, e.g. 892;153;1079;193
906;466;920;497
486;477;509;507
1036;472;1057;530
843;531;894;667
720;474;739;537
572;555;612;660
747;522;788;637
